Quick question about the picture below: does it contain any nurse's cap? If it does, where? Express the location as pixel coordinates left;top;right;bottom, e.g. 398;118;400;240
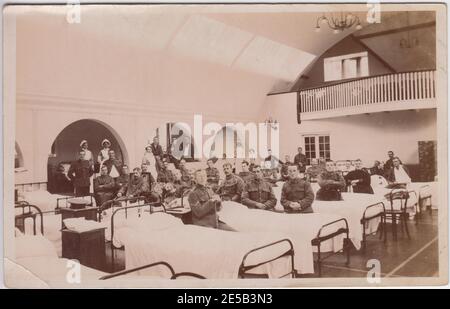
102;139;111;147
80;140;88;147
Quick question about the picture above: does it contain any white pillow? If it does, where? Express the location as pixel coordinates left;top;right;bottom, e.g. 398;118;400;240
15;235;58;259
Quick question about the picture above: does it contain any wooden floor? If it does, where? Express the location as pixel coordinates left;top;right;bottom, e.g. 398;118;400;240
304;210;439;278
104;210;440;279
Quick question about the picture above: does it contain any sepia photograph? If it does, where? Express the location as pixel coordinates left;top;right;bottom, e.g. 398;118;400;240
1;1;448;289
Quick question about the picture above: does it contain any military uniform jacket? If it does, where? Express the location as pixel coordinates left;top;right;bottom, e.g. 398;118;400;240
68;159;94;188
218;174;245;202
157;168;174;183
281;178;315;213
188;185;220;228
119;176;144;197
94;175;115;193
238;171;255;183
115;174;129;191
205;167;220;185
318;171;346;191
242;178;277;210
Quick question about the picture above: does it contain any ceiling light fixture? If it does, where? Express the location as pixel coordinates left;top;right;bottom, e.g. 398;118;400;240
315;12;363;33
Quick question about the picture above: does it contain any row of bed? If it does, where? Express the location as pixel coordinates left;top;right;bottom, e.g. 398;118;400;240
12;176;435;286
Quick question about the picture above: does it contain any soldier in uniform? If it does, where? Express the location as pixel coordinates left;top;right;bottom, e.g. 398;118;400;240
205;158;220;190
115;165;130;194
306;158;325;182
238;160;255;183
103;150;123;181
241;166;277;210
141;163;159;203
93;165;116;206
281;164;315;213
151;137;164;173
68;150;94;197
157;157;174;183
317;161;346;201
188;170;234;231
217;163;245;202
117;167;145;200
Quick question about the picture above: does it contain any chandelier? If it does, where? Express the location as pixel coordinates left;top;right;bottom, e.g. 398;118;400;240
315;12;363;34
264;117;278;130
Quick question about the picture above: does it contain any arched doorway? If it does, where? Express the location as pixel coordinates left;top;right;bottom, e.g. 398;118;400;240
47;119;128;194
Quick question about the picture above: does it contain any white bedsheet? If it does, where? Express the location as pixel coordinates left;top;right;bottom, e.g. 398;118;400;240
219;202;347;274
7;256;106;288
113;216;293;279
312;193;384;250
24;213;62;256
17;191;72;213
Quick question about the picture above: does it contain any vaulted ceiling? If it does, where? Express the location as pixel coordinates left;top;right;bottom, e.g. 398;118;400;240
12;4;438;120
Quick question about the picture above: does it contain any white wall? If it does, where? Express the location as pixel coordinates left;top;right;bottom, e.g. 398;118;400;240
264;92;437;166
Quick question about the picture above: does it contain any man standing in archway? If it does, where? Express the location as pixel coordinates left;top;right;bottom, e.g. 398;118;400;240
68;150;94;197
103;150;123;181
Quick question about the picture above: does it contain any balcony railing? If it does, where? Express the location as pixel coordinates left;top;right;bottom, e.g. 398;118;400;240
298;70;436;116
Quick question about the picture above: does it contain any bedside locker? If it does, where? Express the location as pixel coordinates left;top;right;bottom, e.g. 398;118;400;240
61;227;106;272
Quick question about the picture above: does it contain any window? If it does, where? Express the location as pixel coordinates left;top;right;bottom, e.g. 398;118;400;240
324;52;369;82
303;134;331;165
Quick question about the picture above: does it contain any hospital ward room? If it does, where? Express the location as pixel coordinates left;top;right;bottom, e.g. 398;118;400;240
5;4;442;287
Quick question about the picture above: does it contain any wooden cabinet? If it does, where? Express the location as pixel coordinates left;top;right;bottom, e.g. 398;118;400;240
62;228;106;272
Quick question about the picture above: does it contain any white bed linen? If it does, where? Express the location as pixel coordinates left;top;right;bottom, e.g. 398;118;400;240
17;191;72;212
117;225;292;279
23;213;62;256
312;193;384;250
219;202;347;274
10;256;106;288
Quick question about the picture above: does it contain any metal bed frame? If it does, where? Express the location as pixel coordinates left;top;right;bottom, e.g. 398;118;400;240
311;218;350;277
56;195;95;212
99;261;206;280
105;201;166;272
106;203;295;278
360;202;386;252
15;202;44;235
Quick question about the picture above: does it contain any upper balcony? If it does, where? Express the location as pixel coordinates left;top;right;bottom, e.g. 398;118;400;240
298;70;436;121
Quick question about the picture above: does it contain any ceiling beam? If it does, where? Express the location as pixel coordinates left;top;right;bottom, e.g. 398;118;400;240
354;21;435;40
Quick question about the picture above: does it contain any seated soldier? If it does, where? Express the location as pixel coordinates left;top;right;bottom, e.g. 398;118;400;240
188;170;235;231
238;160;255;183
115;165;130;194
94;165;116;207
117;167;145;202
306;158;325;182
317;161;346;201
205;158;220;191
178;158;190;182
217;162;245;202
242;165;277;211
157;157;174;183
280;155;291;181
344;159;374;194
281;164;315;213
163;169;192;207
141;163;159;203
